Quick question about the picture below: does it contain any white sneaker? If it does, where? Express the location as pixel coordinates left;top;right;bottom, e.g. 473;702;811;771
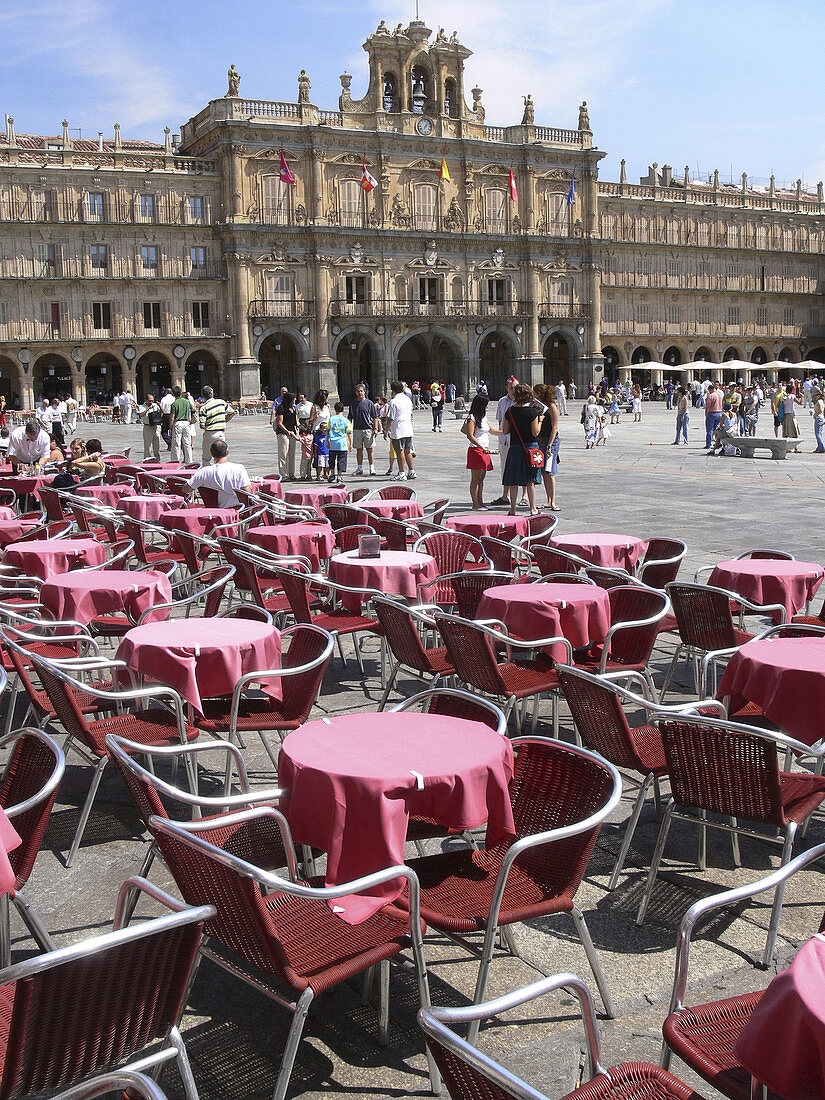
354;467;363;476
392;472;406;481
406;470;417;480
369;467;376;475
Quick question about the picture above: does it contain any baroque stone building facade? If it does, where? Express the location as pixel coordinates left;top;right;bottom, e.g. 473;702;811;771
0;19;823;405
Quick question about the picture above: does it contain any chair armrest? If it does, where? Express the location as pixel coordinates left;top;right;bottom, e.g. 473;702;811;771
113;875;215;929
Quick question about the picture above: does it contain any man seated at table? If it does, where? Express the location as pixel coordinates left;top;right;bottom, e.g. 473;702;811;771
7;420;50;471
184;439;251;508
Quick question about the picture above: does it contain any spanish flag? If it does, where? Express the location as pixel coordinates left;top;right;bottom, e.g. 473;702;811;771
439;148;450;183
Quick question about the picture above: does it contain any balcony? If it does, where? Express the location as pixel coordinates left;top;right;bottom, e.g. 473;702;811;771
248;300;315;321
539;303;590;320
328;299;533;320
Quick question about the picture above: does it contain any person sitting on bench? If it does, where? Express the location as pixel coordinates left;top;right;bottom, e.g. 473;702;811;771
709;409;739;455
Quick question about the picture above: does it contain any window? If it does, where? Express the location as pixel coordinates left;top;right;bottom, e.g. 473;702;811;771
266;273;292;302
92;302;111;331
414;184;438;231
697;222;710;246
339;180;362;228
667;259;681;279
635;258;652;277
811;307;820;326
39;301;60;336
35;243;55;275
726;262;740;281
345;275;366;304
383;73;398;113
783;307;794;326
667;304;681;325
547;194;567;235
42;190;55;220
188;195;204;222
418;277;439;305
444;78;458;118
87;192;104;220
262;176;291;225
143;301;161;331
139;194;155;220
698;261;711;279
602;302;618;324
90;244;107;273
549;278;571;303
636;303;650;324
189;246;207;274
192;301;210;329
697;305;710;325
756;306;768;327
486;188;507;234
140;245;158;273
486;279;506;306
727;306;740;326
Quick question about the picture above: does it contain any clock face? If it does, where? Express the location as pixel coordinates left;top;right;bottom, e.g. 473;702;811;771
416;116;434;136
173;345;186;359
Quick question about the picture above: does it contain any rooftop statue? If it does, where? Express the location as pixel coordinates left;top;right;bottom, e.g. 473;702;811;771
227;63;240;97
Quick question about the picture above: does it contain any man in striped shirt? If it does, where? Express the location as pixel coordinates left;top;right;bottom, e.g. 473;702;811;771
198;385;235;464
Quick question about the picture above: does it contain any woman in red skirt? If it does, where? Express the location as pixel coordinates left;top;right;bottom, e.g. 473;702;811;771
464;394;503;509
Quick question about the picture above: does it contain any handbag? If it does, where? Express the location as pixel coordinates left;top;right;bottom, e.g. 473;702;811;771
508;410;544;468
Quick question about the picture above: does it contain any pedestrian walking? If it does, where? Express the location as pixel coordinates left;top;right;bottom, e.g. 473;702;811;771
137;393;163;460
168;386;194;463
672;386;689;445
275;392;300;480
430;384;444;432
198;386;235;464
462;394;502;510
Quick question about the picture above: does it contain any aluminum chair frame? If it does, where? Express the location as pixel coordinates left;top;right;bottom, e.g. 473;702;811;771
53;1070;172;1100
135;563;235;624
530;544;591;577
390;687;507;737
637;538;687;589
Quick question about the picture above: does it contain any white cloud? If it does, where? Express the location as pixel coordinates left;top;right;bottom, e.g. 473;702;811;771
359;0;669;128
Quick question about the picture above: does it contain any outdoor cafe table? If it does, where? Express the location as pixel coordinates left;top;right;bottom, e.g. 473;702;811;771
278;711;516;923
74;483;137;507
247;521;336;571
0;508;15;522
551;533;647;572
2;537;107;581
718;636;825;746
40;569;172;627
0;474;55;501
283;485;348;513
477;582;611;661
709;558;824;623
446;513;529;540
0;519;41;547
735;933;825;1100
359;499;425;522
255;477;285;500
0;807;20;898
327;549;438;611
118;616;282;715
157;507;238;542
118;493;180;524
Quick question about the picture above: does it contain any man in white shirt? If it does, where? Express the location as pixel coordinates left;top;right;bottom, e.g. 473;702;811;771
382;380;416;480
555;380;568;415
8;421;50;470
490;376;517;505
45;398;65;447
122;390;135;424
64;394;78;434
159;388;174;450
185;440;251;507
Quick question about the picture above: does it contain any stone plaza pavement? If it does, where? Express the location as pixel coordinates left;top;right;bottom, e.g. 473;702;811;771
13;399;825;1098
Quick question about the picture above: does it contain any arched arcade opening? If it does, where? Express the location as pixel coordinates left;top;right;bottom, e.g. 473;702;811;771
185;350;221;397
259;333;303;399
136;353;172;399
543;333;571;388
85;353;122;405
33;354;73;402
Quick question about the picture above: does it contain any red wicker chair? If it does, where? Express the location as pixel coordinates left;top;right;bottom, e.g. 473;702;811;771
636;714;825;966
372;597;456;709
196;485;220;507
638;538;687;588
37;487;70;522
0;876;211;1100
149;808;437;1100
414;530;491;606
370;514;415;551
390;686;506;733
334;524;375;552
419;971;704;1100
322;503;372;531
400;738;622;1032
232;549;313;621
16;519;73;542
532;544;590;576
122;518;186;568
445;570;517;620
478;535;532;574
371;484;417;500
661;842;825;1100
570;586;669;698
423;497;450;525
347;486;370;503
0;726;64;965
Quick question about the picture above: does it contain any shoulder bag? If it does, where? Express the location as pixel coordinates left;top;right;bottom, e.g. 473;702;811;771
508;409;544;468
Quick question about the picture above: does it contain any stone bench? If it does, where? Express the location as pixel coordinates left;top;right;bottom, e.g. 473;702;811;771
726;435;798;459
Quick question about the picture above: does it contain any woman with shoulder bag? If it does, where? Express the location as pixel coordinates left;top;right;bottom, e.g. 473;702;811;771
534;384;560;511
463;395;503;510
502;384;543;516
275;392;301;480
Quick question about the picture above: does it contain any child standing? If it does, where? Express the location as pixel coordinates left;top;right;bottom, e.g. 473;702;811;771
299;427;314;480
326;401;352;484
313;424;329;480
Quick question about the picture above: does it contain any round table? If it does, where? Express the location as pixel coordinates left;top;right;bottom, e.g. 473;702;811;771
359;500;424;522
279;711;515;923
74;483;137;507
328;549;438;611
709;559;824;623
40;569;172;627
247;521;336;571
283;485;348;513
0;508;15;522
118;617;282;715
118;494;180;524
256;478;285;500
735;933;825;1100
139;463;188;472
718;636;825;746
477;582;611;661
3;537;107;581
0;475;55;500
0;519;42;547
158;507;238;542
551;533;647;571
447;513;529;540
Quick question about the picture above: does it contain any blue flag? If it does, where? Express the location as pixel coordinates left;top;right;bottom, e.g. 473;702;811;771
567;171;575;204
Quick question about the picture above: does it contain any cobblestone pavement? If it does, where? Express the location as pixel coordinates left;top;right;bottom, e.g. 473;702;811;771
15;400;825;1098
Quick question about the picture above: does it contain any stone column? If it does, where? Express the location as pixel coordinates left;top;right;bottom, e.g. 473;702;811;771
228;144;246;219
576;261;604;387
311;148;326;224
225;251;259;399
308;252;335;396
519;262;543;386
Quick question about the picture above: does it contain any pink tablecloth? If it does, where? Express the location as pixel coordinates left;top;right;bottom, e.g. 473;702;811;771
256;478;285;500
0;807;21;897
74;483;137;507
118;617;282;715
279;711;515;923
118;494;180;523
247;521;336;571
0;475;55;500
718;636;825;746
359;500;424;522
477;582;611;661
735;933;825;1100
447;513;529;540
551;533;647;571
328;549;438;611
0;508;15;522
41;569;172;627
158;507;238;542
283;486;348;513
3;537;107;581
709;559;824;623
0;519;41;547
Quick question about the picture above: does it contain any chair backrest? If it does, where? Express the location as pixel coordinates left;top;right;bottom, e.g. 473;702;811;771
216;536;255;592
322;504;364;531
347;487;370;503
478;536;517;573
523;514;558;540
279;624;334;721
391;688;506;735
197;486;220;507
335;525;374;552
121;518;155;565
188;564;233;617
272;567;314;623
434;614;508;697
658;716;786;827
604;586;667;666
0;896;209;1099
375;485;416;500
556;666;648;773
26;651;106;755
665;582;739;650
373;597;435;674
583;566;632;590
0;728;64;889
38;487;68;522
736;548;795;561
638;538;686;589
372;515;411;551
416;530;481;576
426;498;450;525
174;530;212;575
531;545;586;576
163;476;190;498
449;571;515;619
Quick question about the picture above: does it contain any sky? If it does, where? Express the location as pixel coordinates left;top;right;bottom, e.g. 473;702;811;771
2;0;824;188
